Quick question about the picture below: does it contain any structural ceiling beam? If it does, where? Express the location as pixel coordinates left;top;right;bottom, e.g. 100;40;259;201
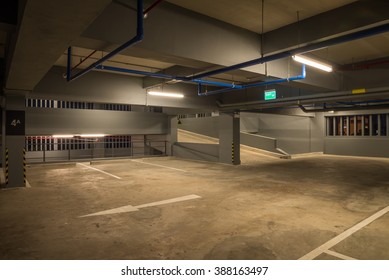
6;0;112;91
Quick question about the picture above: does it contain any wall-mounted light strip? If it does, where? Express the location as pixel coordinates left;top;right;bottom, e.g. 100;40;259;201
79;134;106;138
148;91;184;98
52;134;74;138
293;55;333;72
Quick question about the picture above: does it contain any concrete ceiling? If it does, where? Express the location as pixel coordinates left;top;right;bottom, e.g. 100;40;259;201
166;0;357;33
0;30;6;58
55;46;174;72
3;0;389;101
312;32;389;66
5;0;112;91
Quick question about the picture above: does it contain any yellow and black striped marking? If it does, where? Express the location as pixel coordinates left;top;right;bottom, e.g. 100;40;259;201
232;141;234;164
23;148;26;186
5;148;9;185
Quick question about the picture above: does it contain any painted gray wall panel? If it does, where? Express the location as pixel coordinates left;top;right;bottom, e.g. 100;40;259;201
218;114;240;165
173;143;219;162
5;136;25;187
310;112;325;152
257;113;311;154
240;132;278;153
178;117;219;138
166;116;178;156
26;108;168;135
342;69;389;90
324;138;389;158
240;112;259;132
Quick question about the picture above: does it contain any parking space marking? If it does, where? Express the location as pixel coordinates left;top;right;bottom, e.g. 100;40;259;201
131;159;187;172
324;250;357;260
136;194;201;209
79;194;201;218
77;163;122;179
299;205;389;260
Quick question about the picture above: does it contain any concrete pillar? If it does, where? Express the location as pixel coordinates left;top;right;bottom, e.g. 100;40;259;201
166;116;178;156
3;94;26;188
219;112;240;165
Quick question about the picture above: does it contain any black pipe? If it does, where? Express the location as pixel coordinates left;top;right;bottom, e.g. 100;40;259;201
298;104;389;113
144;0;165;15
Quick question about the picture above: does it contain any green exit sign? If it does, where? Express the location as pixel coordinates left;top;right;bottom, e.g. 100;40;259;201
264;89;276;100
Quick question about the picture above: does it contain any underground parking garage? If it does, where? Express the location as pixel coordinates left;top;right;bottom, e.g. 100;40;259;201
1;0;389;264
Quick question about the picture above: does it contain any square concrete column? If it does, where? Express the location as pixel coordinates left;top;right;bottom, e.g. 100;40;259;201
166;116;178;156
219;112;240;165
3;94;26;188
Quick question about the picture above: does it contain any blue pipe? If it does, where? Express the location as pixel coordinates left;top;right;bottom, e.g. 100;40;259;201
67;0;144;82
96;65;177;80
189;23;389;80
95;65;244;88
97;63;304;95
192;79;243;88
198;64;306;96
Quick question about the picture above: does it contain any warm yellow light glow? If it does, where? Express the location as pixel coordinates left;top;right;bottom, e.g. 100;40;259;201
52;134;74;138
148;91;184;98
79;134;106;138
293;55;333;72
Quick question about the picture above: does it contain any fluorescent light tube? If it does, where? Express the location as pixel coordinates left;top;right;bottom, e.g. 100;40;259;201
148;91;184;98
293;55;333;72
52;134;74;138
80;134;106;138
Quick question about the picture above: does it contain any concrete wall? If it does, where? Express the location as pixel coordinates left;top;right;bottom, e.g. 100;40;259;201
310;112;325;153
175;114;239;164
240;113;260;133
240;132;278;153
26;107;168;135
178;116;219;138
324;138;389;158
256;113;311;154
323;109;389;158
179;112;324;155
173;143;219;162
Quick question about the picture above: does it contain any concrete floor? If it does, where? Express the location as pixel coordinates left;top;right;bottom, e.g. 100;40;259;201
1;151;389;260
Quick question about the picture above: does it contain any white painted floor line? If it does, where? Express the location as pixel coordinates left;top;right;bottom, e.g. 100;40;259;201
77;163;122;179
131;159;187;172
136;194;201;209
299;205;389;260
80;205;139;217
25;180;32;188
324;250;357;260
79;194;201;218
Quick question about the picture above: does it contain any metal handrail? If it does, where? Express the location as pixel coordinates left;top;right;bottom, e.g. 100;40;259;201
25;140;167;163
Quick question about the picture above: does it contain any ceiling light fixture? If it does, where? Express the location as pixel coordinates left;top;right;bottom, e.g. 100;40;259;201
292;54;333;72
148;91;184;98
